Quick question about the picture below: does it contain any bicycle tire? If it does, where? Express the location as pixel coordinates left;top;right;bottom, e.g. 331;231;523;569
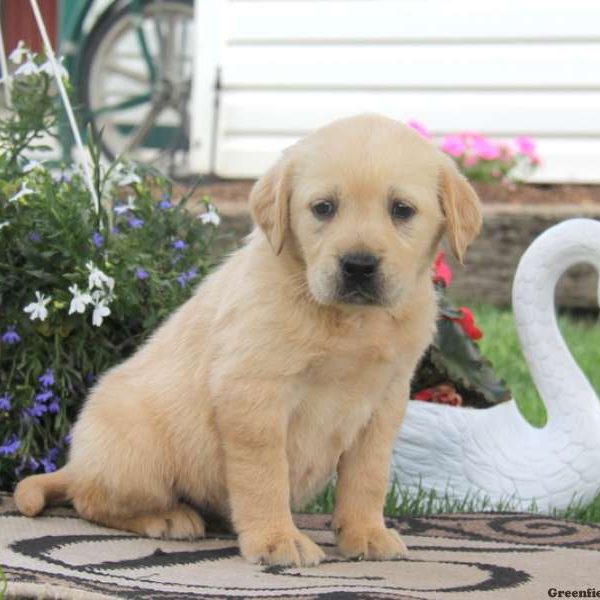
78;0;194;171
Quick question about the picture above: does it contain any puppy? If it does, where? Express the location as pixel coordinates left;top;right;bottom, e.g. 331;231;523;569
15;114;481;567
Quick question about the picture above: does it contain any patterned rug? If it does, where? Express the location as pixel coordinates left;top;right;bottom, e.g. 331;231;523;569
1;493;599;599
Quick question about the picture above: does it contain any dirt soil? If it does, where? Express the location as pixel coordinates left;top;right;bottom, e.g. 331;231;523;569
193;180;600;208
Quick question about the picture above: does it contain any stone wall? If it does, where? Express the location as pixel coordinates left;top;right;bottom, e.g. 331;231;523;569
450;205;600;309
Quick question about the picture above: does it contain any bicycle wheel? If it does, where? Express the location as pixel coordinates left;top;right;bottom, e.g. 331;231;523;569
78;0;194;176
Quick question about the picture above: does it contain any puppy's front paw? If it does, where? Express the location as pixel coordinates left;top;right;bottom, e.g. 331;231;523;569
336;525;408;560
239;528;325;567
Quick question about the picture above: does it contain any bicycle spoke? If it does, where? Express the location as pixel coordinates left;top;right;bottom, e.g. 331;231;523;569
123;101;166;153
164;14;176;77
92;92;152;116
133;16;157;83
105;62;149;84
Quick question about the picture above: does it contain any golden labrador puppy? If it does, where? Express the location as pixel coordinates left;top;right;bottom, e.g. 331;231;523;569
15;114;481;567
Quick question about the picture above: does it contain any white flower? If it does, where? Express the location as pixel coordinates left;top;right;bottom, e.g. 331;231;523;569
91;298;111;327
113;195;136;215
199;204;221;226
116;170;142;187
39;57;69;80
0;222;9;230
9;41;27;65
86;261;115;292
8;182;35;203
14;52;39;77
22;159;44;173
68;284;93;315
23;291;51;321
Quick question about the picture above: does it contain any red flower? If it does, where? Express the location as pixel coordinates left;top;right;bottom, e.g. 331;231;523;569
433;251;453;288
414;389;434;401
452;307;483;341
414;385;463;406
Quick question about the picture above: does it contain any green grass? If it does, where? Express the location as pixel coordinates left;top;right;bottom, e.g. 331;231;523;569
474;304;600;427
304;304;600;523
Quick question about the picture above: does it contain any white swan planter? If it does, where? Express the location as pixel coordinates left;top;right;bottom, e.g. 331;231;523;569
392;218;600;512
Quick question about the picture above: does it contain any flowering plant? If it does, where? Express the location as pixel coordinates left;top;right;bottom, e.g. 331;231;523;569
411;252;510;408
408;120;540;184
0;49;218;489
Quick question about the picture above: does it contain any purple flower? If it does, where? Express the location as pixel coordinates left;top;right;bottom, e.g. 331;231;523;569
135;267;149;280
14;458;26;478
38;368;54;388
41;457;57;472
176;268;199;289
26;403;48;417
64;431;73;445
41;447;59;472
111;225;121;235
28;457;40;471
92;231;104;248
0;393;12;411
48;400;60;414
128;217;144;229
158;199;172;209
85;372;95;386
172;239;187;250
35;390;53;403
171;254;183;265
0;433;21;456
2;325;21;344
28;231;42;243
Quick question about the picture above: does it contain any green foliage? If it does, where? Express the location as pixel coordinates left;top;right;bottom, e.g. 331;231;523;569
473;304;600;426
411;255;511;407
0;51;218;490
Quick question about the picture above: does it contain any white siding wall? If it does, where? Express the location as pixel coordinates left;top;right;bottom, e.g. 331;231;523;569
191;0;600;182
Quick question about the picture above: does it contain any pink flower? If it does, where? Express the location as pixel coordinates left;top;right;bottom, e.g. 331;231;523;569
441;135;466;157
515;136;537;156
407;120;432;139
464;153;479;167
473;136;501;160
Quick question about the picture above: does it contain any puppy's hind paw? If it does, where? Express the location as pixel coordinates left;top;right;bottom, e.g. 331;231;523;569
115;504;206;540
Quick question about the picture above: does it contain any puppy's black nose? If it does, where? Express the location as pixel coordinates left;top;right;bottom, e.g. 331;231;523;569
340;253;380;279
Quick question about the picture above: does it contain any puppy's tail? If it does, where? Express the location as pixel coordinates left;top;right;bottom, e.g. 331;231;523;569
14;468;71;517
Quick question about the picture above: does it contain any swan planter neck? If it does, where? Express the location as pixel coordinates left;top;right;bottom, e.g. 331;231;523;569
392;218;600;513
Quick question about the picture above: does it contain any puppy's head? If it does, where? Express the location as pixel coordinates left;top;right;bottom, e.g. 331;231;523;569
249;114;481;307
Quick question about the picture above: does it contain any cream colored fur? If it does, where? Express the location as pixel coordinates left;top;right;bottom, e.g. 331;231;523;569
14;114;482;567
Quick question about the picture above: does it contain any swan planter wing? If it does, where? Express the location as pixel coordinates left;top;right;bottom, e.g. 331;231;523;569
393;218;600;512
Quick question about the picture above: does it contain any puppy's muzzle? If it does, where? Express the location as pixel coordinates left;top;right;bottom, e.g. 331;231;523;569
338;253;381;304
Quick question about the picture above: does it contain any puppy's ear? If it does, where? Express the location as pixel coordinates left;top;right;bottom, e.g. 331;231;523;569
249;158;293;255
438;159;482;263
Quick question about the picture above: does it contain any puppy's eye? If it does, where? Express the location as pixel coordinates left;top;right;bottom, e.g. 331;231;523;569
391;201;416;221
311;200;337;220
